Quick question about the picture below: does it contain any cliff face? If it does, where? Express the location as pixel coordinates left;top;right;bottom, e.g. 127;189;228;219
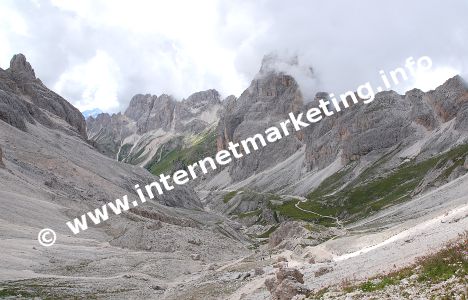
86;54;468;200
213;58;468;189
0;54;86;139
87;89;223;164
301;76;468;172
0;53;251;298
216;55;305;182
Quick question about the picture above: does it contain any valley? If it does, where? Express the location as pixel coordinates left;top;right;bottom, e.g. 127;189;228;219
0;53;467;299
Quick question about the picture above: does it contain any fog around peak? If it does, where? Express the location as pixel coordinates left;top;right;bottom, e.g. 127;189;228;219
1;0;467;112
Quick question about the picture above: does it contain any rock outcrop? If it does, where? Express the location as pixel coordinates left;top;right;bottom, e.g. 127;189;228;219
0;54;86;139
302;77;468;171
216;55;305;181
265;267;310;300
87;89;223;164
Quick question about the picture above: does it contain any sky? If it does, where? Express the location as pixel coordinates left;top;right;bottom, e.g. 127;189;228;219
1;0;467;113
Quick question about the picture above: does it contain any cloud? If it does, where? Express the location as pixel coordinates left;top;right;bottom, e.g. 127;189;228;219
54;50;121;111
1;0;467;112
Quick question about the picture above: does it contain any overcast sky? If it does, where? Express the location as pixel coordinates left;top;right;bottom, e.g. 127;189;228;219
1;0;467;113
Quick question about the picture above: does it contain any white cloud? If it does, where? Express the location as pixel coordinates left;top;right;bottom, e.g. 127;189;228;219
411;66;460;92
54;50;120;111
1;0;467;112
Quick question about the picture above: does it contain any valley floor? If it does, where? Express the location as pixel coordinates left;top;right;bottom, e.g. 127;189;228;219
1;120;467;299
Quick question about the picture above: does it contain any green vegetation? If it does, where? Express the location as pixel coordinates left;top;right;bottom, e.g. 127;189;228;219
277;144;468;225
256;225;279;238
146;128;218;175
417;233;468;282
356;233;467;291
358;269;413;292
0;288;34;298
126;145;148;165
308;233;468;298
273;200;335;226
223;191;238;203
117;143;133;161
237;209;261;219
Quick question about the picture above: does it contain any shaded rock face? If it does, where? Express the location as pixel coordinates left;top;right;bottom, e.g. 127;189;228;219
124;89;222;134
9;54;36;80
464;156;468;170
87;113;133;157
302;77;468;171
217;57;304;181
0;146;4;168
303;91;416;169
426;75;468;123
0;54;86;139
128;94;176;134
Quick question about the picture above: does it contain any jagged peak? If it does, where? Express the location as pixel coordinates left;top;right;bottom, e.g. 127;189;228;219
437;74;467;90
184;89;221;105
8;53;36;79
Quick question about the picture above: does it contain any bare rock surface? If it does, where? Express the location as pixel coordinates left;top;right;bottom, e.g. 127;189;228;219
1;54;86;138
87;89;223;164
265;267;310;300
0;145;4;168
2;53;468;300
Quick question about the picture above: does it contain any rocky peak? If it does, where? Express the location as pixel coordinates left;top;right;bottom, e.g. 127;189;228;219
437;75;467;91
8;53;36;79
184;89;221;107
0;54;86;139
427;75;468;123
124;94;156;121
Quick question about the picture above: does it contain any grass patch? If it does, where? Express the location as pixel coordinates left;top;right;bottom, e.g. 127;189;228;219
309;233;468;297
237;209;261;219
296;144;468;225
146;128;217;175
417;233;468;283
126;146;147;165
0;288;34;298
223;191;237;203
256;225;279;238
274;200;336;226
117;143;133;162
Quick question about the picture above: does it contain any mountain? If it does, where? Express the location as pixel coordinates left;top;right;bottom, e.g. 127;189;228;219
87;54;468;298
82;108;103;119
0;54;87;139
0;54;249;299
1;53;467;299
89;54;468;226
86;89;223;165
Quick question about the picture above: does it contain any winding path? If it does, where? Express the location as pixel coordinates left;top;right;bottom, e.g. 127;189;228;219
294;199;343;228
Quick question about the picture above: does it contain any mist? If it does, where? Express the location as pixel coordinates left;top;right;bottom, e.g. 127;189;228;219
1;0;467;112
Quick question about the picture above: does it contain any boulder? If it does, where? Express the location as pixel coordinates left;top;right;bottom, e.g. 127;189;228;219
274;278;310;300
266;267;310;300
464;156;468;170
276;267;304;284
190;254;201;261
254;267;265;275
